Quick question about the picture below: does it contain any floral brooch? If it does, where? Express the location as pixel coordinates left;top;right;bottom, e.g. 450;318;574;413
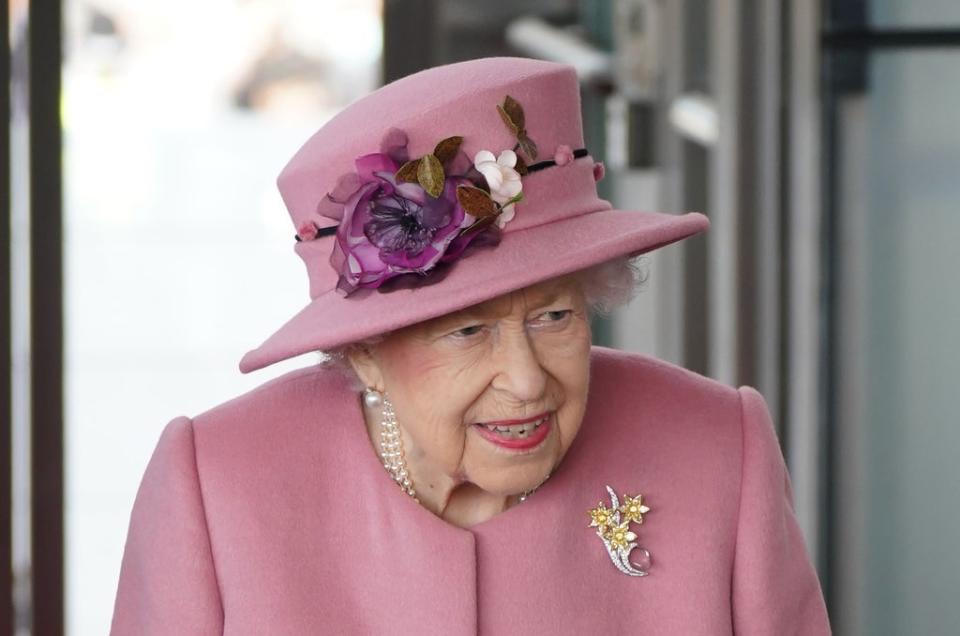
588;485;652;577
296;95;589;296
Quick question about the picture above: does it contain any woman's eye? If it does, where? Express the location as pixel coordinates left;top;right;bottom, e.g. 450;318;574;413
452;324;484;338
532;309;573;326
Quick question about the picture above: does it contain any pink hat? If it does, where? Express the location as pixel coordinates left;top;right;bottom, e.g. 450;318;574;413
239;57;708;373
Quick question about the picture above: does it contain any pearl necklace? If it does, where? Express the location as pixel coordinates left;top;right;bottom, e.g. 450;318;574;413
363;389;546;505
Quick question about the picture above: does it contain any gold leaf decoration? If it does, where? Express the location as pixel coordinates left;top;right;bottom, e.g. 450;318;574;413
518;134;538;161
502;95;525;130
395;159;421;183
497;104;520;136
456;185;499;219
473;176;491;194
497;95;538;161
417;154;445;198
432;136;463;165
514;154;529;176
459;215;497;240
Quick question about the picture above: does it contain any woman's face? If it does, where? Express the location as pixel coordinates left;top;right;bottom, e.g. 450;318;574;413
350;275;592;498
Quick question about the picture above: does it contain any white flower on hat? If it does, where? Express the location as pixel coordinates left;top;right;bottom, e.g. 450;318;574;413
473;149;523;227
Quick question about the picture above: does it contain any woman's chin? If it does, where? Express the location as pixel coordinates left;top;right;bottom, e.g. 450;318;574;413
461;417;561;494
464;454;557;498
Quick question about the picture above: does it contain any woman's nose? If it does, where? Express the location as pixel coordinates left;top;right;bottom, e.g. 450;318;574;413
491;330;548;401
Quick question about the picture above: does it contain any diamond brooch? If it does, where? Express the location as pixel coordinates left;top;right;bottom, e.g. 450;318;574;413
588;485;652;577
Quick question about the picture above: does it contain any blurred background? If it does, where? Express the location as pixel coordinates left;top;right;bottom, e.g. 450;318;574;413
3;0;959;634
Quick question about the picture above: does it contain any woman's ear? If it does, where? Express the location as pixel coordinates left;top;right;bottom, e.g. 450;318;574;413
346;344;384;391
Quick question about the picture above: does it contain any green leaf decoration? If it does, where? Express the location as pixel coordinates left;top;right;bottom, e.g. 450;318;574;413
417;154;445;198
433;136;463;165
504;191;524;206
456;185;499;219
395;158;421;183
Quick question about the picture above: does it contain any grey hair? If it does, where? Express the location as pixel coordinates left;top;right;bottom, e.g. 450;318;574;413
316;254;649;384
577;254;649;317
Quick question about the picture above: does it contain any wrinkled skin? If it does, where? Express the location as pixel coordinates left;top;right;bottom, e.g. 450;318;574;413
349;274;592;528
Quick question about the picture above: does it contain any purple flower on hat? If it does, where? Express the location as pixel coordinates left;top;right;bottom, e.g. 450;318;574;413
319;132;486;295
311;93;548;297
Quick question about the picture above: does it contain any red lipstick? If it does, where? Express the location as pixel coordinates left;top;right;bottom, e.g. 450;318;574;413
483;412;547;426
473;412;552;451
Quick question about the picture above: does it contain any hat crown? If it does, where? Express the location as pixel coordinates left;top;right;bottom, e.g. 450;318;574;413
239;56;710;373
277;57;588;231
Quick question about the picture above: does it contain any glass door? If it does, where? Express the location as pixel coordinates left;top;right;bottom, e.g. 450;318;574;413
823;4;960;635
61;2;383;633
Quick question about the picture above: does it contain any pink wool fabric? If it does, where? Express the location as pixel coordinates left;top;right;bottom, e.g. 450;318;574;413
238;57;709;374
111;347;831;634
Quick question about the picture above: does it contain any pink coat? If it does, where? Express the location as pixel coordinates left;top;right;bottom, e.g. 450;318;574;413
111;347;831;634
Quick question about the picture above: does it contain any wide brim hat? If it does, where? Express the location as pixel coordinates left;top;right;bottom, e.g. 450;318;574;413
239;57;708;374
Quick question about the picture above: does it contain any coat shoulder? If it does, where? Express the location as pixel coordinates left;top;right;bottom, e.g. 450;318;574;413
190;364;351;431
589;345;741;407
182;364;357;481
581;347;747;475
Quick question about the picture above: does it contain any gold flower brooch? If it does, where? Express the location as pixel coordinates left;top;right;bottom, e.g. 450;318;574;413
588;485;652;577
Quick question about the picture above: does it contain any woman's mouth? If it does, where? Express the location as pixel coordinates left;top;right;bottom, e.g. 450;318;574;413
473;413;552;450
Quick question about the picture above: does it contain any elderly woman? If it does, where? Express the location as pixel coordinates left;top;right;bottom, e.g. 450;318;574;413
111;57;830;634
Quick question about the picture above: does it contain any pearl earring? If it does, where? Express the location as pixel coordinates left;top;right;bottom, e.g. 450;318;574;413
363;388;383;408
364;389;417;501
